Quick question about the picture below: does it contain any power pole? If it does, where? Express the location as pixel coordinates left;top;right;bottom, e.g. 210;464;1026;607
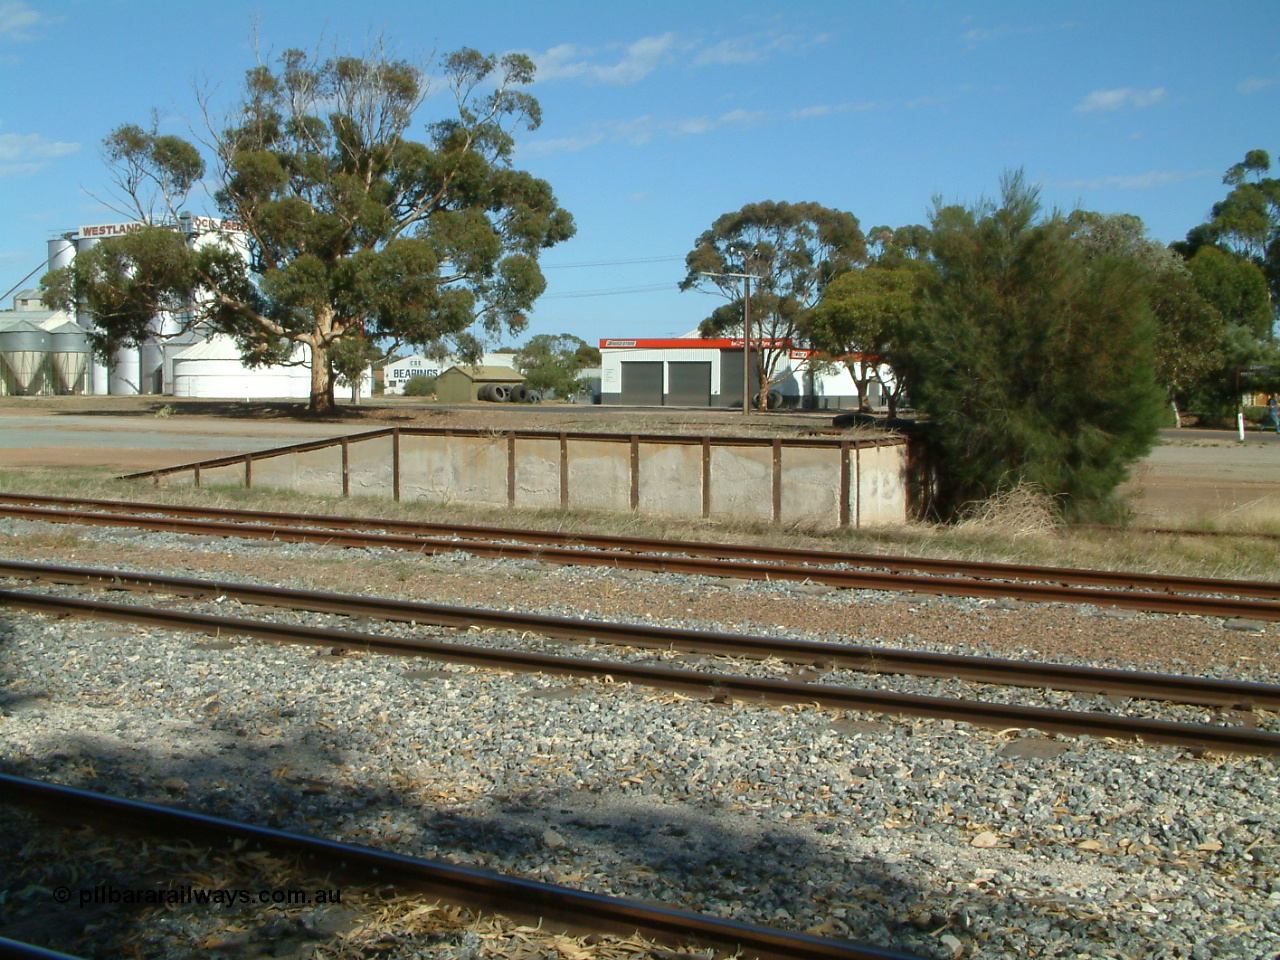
701;270;759;414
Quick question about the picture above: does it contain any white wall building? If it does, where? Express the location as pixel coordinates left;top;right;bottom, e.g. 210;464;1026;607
383;352;516;395
598;336;894;410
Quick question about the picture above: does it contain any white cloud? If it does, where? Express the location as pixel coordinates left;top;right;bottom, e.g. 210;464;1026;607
531;33;680;86
1054;169;1214;190
673;109;763;137
0;131;80;176
609;116;660;146
694;31;831;67
528;28;828;85
961;23;1037;47
789;102;879;120
0;1;58;42
1238;76;1277;94
522;107;766;157
521;132;607;158
1073;87;1167;113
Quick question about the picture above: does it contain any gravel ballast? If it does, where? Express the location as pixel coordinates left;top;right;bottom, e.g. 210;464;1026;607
1;519;1278;960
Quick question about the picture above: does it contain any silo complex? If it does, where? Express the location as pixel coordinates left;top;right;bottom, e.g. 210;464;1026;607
12;218;369;400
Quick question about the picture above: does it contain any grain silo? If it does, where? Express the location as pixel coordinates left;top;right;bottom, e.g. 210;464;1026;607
46;320;91;394
0;320;51;395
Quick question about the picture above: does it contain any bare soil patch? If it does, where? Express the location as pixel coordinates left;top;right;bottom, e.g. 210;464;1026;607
4;397;1280;529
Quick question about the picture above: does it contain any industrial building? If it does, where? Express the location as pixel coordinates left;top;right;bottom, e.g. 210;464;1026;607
382;352;517;395
598;336;892;409
8;218;369;400
434;364;526;403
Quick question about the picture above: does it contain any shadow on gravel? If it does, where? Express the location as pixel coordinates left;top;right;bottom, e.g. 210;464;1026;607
0;719;948;960
0;611;959;959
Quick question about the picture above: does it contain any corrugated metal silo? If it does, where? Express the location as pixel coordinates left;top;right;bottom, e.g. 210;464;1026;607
0;320;51;395
47;321;91;394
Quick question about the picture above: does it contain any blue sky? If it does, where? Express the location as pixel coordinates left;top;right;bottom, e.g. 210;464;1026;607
2;0;1277;348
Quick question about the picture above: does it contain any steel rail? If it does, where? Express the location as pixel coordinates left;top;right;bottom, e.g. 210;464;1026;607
2;492;1278;600
4;501;1280;620
0;775;923;960
1;588;1275;754
2;559;1276;710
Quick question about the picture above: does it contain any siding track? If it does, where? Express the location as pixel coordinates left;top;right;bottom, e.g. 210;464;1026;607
1;494;1279;619
2;564;1277;754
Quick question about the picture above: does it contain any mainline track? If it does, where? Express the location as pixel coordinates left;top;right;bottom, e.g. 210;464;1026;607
2;494;1280;619
0;775;924;960
2;559;1276;711
1;574;1276;754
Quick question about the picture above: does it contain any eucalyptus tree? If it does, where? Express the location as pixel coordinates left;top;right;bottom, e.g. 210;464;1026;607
678;201;865;409
1068;211;1227;424
42;42;575;415
805;225;930;415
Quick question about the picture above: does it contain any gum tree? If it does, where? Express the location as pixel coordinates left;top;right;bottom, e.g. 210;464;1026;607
42;41;575;415
678;201;865;409
805;225;930;415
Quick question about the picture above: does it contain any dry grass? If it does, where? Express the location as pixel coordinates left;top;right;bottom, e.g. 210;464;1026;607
3;463;1280;582
954;484;1063;540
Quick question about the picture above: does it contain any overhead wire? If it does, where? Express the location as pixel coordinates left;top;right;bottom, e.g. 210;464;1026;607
542;255;685;269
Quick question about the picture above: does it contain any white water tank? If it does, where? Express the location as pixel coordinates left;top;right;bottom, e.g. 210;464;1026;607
109;344;142;395
171;335;311;399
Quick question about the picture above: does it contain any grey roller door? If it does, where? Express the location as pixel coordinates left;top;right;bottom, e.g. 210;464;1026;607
620;361;664;406
667;361;712;407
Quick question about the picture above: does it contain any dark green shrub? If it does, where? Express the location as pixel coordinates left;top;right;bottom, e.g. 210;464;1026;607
902;174;1166;520
403;375;437;397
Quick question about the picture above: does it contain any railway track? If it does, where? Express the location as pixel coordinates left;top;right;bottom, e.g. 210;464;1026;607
2;558;1276;711
0;774;924;960
2;493;1280;619
2;566;1276;754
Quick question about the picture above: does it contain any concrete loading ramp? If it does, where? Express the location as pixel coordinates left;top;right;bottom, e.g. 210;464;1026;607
125;426;910;528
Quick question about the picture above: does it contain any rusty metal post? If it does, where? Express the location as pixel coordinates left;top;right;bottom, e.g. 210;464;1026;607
508;433;517;507
771;438;782;522
559;432;569;509
392;428;401;502
701;437;711;518
630;436;640;510
839;441;851;528
341;437;350;498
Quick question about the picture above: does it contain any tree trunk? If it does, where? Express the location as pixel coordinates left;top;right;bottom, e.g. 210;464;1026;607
1170;398;1180;428
308;342;337;416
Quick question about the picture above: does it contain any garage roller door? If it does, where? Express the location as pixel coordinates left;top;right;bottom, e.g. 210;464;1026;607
667;361;711;407
620;361;664;406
